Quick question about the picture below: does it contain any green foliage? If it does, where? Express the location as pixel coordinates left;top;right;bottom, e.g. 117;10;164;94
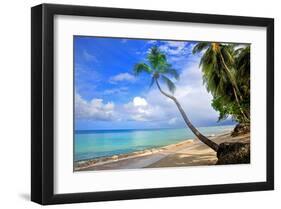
235;46;250;99
133;46;179;94
192;42;209;54
133;63;152;75
147;47;167;69
161;75;176;93
193;43;250;124
158;64;179;80
211;96;245;123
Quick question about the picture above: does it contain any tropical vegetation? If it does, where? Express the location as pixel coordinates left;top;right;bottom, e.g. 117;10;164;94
192;43;250;125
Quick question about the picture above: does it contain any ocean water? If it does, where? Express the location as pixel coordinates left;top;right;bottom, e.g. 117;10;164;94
74;125;234;161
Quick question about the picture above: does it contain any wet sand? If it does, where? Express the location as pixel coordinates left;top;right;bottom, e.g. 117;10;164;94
74;132;250;171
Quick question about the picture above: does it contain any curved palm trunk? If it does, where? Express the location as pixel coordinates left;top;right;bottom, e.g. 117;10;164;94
156;79;219;152
219;53;250;122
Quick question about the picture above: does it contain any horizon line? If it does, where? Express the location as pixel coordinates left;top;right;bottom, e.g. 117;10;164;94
75;124;235;132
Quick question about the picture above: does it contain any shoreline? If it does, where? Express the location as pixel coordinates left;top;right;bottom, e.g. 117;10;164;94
74;138;195;171
74;130;248;171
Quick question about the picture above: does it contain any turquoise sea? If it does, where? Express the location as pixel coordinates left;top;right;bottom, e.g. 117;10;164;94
74;125;234;161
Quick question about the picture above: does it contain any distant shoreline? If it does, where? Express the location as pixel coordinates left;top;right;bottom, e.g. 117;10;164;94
74;130;248;171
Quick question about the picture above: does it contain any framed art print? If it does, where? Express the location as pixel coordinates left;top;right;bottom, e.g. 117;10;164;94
31;3;274;205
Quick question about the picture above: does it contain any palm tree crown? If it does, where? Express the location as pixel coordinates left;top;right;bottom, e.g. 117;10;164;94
192;42;250;123
192;42;236;97
134;46;179;93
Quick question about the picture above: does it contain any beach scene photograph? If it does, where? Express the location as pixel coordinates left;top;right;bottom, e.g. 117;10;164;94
74;36;250;171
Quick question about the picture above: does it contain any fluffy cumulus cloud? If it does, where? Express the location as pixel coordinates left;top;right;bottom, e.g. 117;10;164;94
109;73;135;84
123;97;160;121
75;94;165;123
132;97;148;106
75;93;116;121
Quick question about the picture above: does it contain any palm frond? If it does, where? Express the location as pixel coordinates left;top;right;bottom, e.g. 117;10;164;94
149;77;155;88
235;46;250;74
165;68;179;80
158;64;180;80
192;42;209;54
147;46;167;69
157;64;179;80
161;75;176;94
133;63;152;76
235;46;250;94
221;46;235;66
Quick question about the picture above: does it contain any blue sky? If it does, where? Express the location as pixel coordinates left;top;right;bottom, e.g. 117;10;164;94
74;36;234;130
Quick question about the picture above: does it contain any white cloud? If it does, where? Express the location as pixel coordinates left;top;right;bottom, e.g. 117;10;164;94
156;41;199;63
83;50;97;62
159;41;190;55
174;65;218;123
159;41;187;55
109;73;135;84
133;97;148;106
75;93;116;121
123;97;164;121
103;87;128;95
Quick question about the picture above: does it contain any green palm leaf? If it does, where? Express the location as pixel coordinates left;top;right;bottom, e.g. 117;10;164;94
161;75;176;94
158;64;179;80
133;46;179;94
193;41;250;123
192;42;209;54
149;77;155;88
147;46;167;69
133;63;152;75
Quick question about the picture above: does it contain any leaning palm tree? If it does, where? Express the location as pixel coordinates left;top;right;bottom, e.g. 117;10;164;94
192;42;249;122
133;46;219;152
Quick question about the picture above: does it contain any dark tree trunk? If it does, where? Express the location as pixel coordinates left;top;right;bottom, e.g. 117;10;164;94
156;79;219;152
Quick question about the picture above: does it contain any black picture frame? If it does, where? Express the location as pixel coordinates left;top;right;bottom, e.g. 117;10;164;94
31;3;274;205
